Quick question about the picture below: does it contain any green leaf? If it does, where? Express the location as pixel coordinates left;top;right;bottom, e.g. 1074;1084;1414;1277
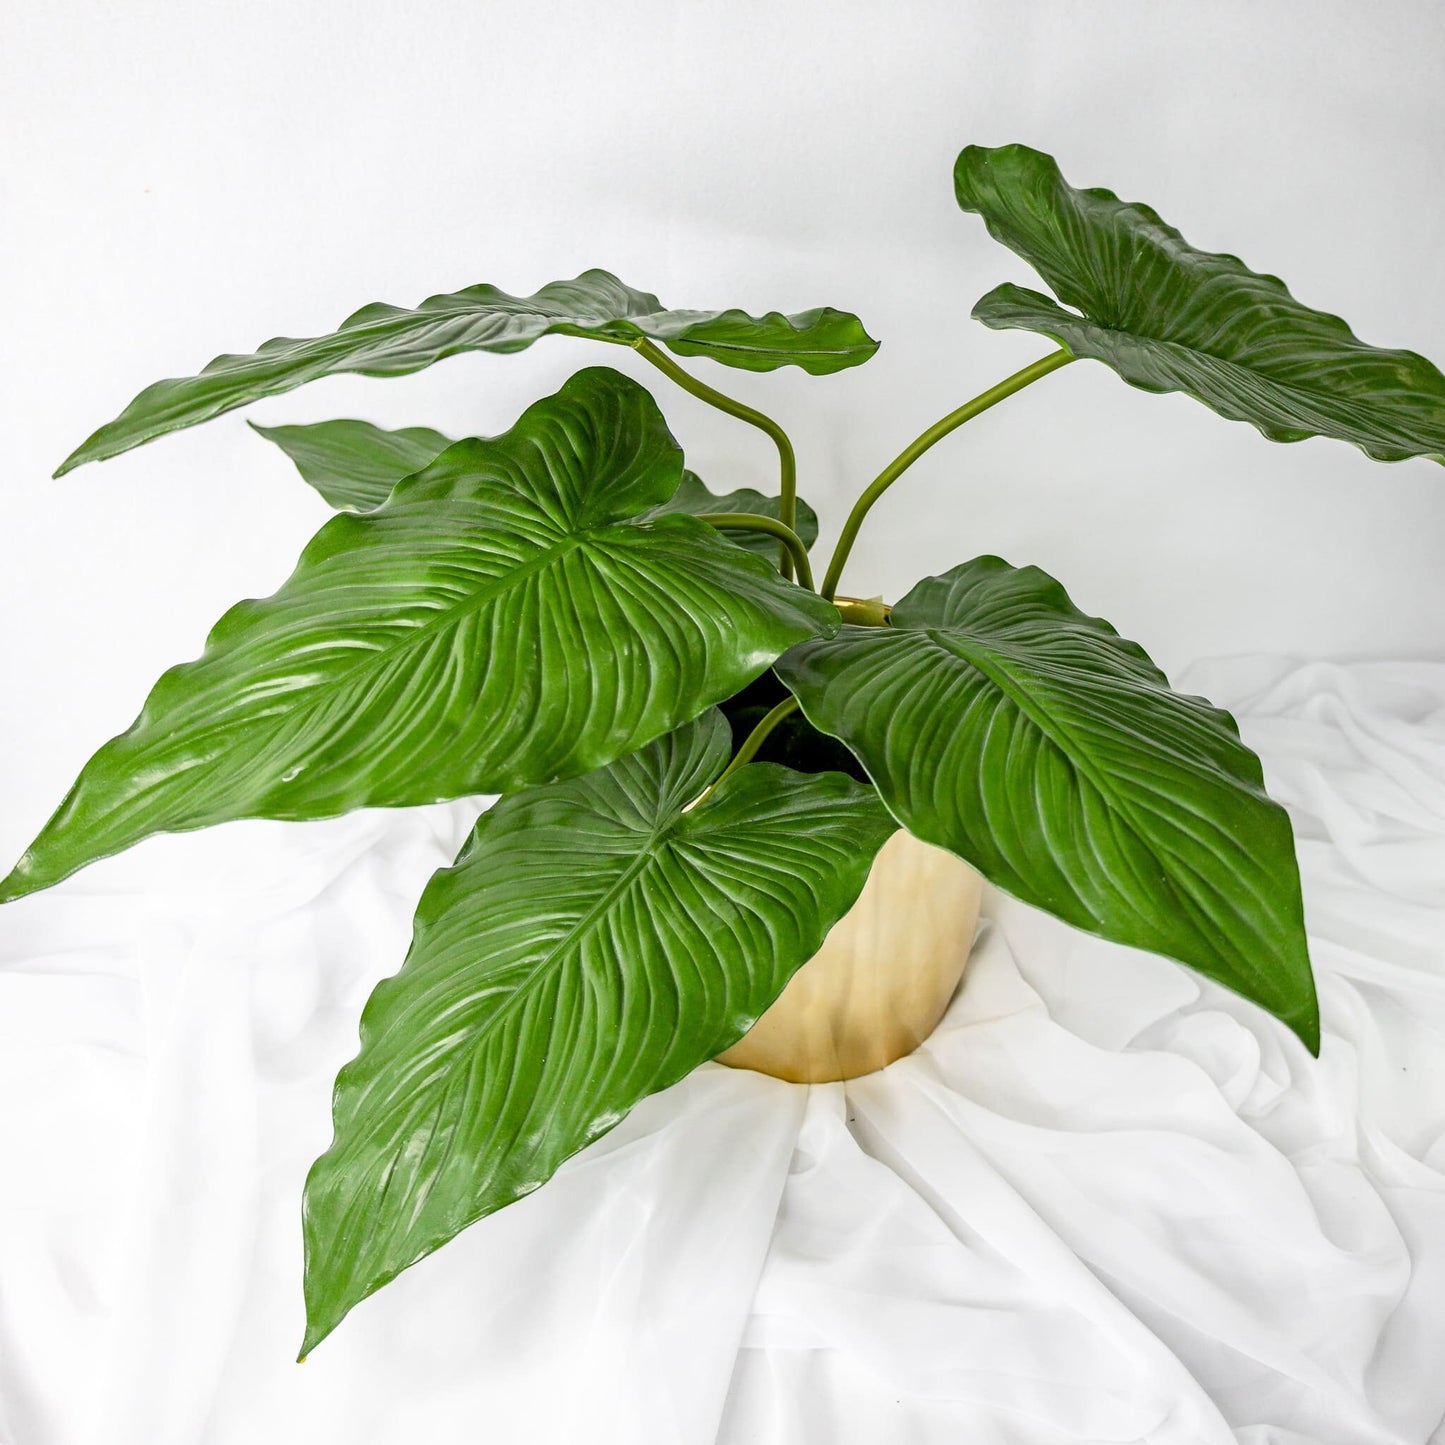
249;408;821;577
249;419;820;568
644;470;820;560
56;269;879;473
954;143;1445;463
775;557;1319;1051
250;418;453;511
300;709;894;1355
1;369;839;903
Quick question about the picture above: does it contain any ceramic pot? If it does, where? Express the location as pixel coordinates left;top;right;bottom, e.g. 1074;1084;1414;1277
715;829;983;1083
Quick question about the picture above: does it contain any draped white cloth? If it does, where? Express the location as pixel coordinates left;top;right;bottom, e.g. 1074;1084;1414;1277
2;658;1443;1444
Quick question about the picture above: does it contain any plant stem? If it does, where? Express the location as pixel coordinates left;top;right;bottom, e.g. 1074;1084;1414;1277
821;348;1073;600
833;594;890;627
632;338;800;580
703;514;814;590
685;696;800;812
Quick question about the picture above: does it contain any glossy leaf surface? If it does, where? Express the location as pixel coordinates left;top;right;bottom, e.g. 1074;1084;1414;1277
57;269;879;473
775;557;1318;1050
250;418;453;512
252;412;823;564
645;470;820;560
300;710;894;1354
1;369;838;902
955;144;1445;462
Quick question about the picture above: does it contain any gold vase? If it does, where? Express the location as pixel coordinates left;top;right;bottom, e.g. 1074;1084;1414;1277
715;829;983;1084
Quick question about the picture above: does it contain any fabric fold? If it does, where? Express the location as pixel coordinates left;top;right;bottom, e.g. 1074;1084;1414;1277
1;660;1442;1443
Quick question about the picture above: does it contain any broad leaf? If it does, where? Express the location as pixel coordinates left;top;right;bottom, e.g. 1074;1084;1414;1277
250;418;453;512
775;557;1319;1051
251;413;822;566
300;710;895;1354
0;369;838;903
644;470;820;560
56;269;879;473
955;144;1445;463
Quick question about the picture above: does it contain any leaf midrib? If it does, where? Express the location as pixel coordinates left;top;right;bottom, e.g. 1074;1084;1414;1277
98;523;599;796
229;527;592;719
913;627;1229;919
921;623;1289;971
1003;291;1425;426
305;298;860;362
203;304;629;379
396;822;682;1087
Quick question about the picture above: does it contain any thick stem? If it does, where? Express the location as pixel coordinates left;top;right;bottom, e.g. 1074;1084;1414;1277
703;514;814;591
821;348;1073;600
685;696;800;812
632;338;799;580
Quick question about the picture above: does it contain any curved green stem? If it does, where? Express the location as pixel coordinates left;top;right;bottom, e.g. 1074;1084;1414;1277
704;514;813;591
821;348;1073;600
685;696;800;812
632;338;799;580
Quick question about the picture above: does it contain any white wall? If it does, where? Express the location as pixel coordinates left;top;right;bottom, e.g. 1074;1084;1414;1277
3;0;1444;859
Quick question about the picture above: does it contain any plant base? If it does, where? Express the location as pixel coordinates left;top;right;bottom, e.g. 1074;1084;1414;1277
715;829;983;1083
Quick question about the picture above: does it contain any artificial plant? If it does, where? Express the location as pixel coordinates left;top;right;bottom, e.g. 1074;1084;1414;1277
7;144;1445;1358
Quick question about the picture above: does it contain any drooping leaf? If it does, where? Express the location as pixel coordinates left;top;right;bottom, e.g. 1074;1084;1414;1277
644;470;820;560
56;269;879;473
954;143;1445;463
775;557;1318;1051
300;709;895;1355
250;418;453;512
1;369;838;903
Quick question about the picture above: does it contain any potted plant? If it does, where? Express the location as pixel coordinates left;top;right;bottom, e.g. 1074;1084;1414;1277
5;143;1443;1361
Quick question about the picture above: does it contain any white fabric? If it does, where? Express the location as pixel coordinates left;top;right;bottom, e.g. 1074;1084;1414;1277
1;658;1443;1444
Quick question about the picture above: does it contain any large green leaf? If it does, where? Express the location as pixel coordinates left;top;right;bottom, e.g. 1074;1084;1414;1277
954;143;1445;463
0;369;838;903
300;709;894;1354
775;557;1319;1051
644;470;820;560
56;269;879;474
250;418;453;512
250;414;822;565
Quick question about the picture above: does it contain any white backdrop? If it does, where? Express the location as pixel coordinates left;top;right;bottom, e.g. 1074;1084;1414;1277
3;0;1445;857
4;4;1445;1442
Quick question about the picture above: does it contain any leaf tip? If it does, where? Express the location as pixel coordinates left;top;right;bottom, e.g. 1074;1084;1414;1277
55;420;120;475
1291;1004;1322;1058
0;861;34;906
297;1312;331;1362
952;142;1000;208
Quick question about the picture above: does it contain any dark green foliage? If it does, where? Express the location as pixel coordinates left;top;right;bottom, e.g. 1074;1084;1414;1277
21;142;1434;1351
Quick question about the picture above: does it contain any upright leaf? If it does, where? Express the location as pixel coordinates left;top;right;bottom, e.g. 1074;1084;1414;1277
300;710;895;1354
56;269;879;473
955;143;1445;462
776;557;1318;1051
250;418;453;512
1;369;838;903
251;412;822;566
